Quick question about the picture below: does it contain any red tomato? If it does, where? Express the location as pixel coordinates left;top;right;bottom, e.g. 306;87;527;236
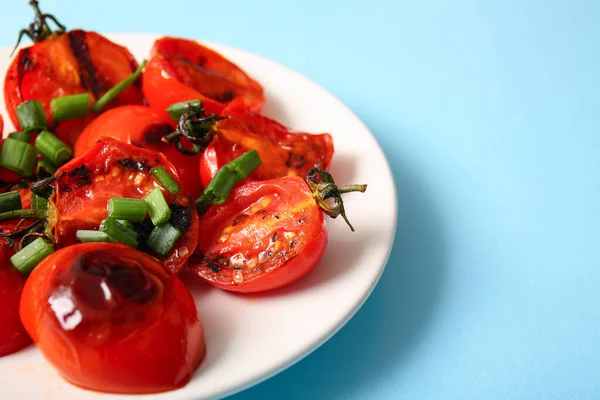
20;243;205;394
51;137;199;273
4;30;144;146
199;99;334;187
142;37;265;117
74;106;205;199
0;244;31;356
189;176;327;293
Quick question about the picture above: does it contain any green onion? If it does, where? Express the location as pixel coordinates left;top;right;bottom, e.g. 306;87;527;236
147;223;182;256
10;237;54;275
35;130;73;167
144;187;171;226
0;138;37;177
31;193;48;210
166;99;203;121
0;191;22;213
36;158;57;178
151;166;181;195
51;93;90;122
107;197;147;222
195;150;262;211
91;59;147;113
76;230;112;243
116;219;134;230
8;132;31;142
99;218;139;248
16;100;48;133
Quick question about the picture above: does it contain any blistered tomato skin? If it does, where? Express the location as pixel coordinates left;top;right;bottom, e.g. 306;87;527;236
52;136;199;273
0;245;31;357
74;106;205;199
189;176;327;293
20;243;205;394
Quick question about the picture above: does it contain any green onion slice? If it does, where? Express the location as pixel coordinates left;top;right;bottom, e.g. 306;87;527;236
0;190;22;213
76;230;112;243
8;132;31;143
0;138;37;177
36;158;57;178
34;130;73;167
147;223;182;256
10;237;55;275
144;187;171;226
99;218;139;248
151;166;181;195
107;197;147;222
51;93;90;122
16;100;48;133
31;193;48;210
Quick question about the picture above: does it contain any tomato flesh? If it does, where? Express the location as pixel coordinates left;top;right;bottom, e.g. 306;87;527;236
0;244;31;356
53;137;199;273
200;99;334;187
142;37;265;117
189;176;327;292
74;106;205;199
4;30;144;146
19;243;205;394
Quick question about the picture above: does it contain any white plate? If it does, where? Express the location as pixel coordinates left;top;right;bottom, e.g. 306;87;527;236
0;34;397;399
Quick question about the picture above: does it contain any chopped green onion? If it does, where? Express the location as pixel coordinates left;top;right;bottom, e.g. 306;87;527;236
116;219;134;230
0;138;37;177
151;166;181;195
144;187;171;226
76;230;112;243
107;197;147;222
10;237;54;275
16;100;48;133
31;193;48;210
0;191;22;213
8;132;31;142
99;218;139;248
91;59;147;113
166;99;203;121
51;93;90;122
35;130;73;167
36;158;56;178
195;150;262;211
147;223;182;256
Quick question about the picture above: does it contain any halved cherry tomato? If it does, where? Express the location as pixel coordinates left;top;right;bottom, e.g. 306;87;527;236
142;37;265;117
0;244;31;356
189;176;327;292
20;243;205;394
199;99;334;187
4;30;144;146
50;137;199;273
74;106;204;199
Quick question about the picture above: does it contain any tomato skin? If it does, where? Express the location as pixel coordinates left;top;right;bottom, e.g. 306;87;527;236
142;37;265;116
199;99;334;187
53;137;199;273
0;245;31;356
189;176;327;293
19;243;205;394
4;30;144;146
75;106;205;199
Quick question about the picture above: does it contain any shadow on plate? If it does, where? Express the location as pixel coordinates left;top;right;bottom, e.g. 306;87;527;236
227;115;448;399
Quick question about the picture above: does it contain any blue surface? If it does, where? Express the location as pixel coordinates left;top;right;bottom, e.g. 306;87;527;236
2;1;600;398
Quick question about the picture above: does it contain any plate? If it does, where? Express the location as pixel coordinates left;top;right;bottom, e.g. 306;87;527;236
0;33;397;399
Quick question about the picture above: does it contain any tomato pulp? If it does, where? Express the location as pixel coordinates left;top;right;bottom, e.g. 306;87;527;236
189;176;327;293
4;30;144;146
20;243;205;394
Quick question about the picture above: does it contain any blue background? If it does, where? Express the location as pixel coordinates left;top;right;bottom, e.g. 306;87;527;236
2;1;599;398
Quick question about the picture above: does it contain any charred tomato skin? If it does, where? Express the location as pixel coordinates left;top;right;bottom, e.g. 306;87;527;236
142;37;265;118
74;106;205;199
4;30;144;146
189;176;327;293
0;244;31;357
53;137;199;273
19;243;205;394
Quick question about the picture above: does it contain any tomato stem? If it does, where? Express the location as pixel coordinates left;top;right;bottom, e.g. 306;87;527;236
0;209;48;224
305;168;367;232
12;0;67;56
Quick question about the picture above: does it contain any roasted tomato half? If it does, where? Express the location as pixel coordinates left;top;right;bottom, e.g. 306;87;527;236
50;137;199;273
74;106;205;199
142;37;265;117
20;243;205;394
199;99;334;187
5;30;144;146
189;176;327;292
0;244;31;356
